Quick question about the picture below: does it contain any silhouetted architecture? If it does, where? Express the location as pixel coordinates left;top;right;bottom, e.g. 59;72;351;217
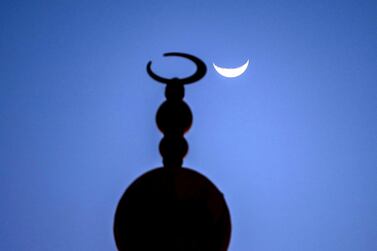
114;53;231;251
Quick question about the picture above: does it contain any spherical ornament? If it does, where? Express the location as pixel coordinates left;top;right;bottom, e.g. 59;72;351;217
159;136;188;164
156;100;193;134
165;83;185;100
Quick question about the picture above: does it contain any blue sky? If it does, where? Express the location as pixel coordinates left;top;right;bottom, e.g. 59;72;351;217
1;0;376;250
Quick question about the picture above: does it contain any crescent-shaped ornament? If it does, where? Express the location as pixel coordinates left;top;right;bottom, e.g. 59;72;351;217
147;52;207;85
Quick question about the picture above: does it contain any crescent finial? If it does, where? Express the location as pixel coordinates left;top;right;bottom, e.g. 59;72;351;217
146;52;207;85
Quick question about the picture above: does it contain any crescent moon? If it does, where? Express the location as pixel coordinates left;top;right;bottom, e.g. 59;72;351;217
213;59;249;78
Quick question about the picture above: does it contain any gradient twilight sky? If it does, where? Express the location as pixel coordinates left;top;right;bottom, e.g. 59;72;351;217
1;0;376;250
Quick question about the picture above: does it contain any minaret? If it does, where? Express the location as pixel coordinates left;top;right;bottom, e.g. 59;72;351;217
114;52;231;251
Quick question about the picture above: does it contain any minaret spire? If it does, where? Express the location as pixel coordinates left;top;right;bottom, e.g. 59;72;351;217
114;52;231;251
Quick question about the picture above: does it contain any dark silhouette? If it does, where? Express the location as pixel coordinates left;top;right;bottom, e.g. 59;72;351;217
114;53;231;251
